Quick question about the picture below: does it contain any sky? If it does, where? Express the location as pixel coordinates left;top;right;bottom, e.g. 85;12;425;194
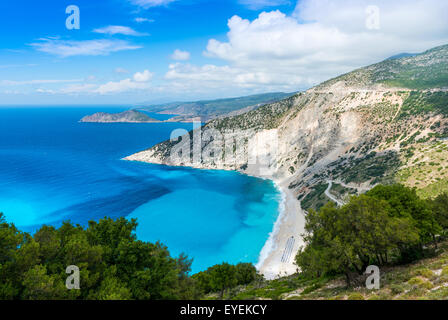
1;0;448;105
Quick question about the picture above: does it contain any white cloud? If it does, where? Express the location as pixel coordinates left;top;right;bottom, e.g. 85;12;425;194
60;84;98;94
1;79;83;86
135;17;155;23
95;78;151;95
238;0;290;10
94;70;153;94
30;39;142;57
166;63;238;83
93;25;148;36
115;67;130;74
165;62;310;94
170;49;191;61
25;1;448;99
171;0;448;93
133;70;153;82
129;0;176;8
35;70;154;95
0;63;37;69
36;88;56;94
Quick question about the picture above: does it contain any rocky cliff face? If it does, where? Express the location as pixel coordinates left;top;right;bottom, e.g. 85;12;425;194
126;44;448;210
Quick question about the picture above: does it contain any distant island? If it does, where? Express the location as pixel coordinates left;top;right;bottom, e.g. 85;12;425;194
80;92;294;124
80;110;160;123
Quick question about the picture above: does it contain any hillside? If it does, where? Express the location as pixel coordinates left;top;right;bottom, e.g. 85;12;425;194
317;44;448;90
80;110;160;123
139;92;294;122
210;241;448;300
126;43;448;279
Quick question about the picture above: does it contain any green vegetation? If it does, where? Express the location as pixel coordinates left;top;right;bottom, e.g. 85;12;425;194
2;183;448;300
81;110;159;123
399;91;448;118
317;44;448;90
211;95;297;131
296;185;445;287
332;152;401;185
192;263;258;298
0;214;258;300
300;183;329;212
418;178;448;199
329;183;357;200
228;242;448;300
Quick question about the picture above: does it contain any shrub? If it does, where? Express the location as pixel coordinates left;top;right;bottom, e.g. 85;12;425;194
347;293;365;300
413;268;435;279
442;266;448;276
408;277;434;290
390;284;406;295
427;287;448;300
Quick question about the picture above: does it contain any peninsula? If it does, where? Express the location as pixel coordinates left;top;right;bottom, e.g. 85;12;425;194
80;110;160;123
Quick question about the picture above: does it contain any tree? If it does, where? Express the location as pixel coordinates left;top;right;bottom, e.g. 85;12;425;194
192;270;213;294
21;265;67;300
296;195;419;286
428;193;448;231
367;184;441;246
208;263;238;298
95;266;132;300
235;263;258;285
0;213;256;300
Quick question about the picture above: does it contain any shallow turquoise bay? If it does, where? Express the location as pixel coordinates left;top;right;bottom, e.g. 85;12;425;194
0;107;280;273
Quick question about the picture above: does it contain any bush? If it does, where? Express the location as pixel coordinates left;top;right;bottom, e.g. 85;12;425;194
413;268;435;279
442;266;448;276
390;284;406;295
427;287;448;300
347;293;365;300
408;277;434;290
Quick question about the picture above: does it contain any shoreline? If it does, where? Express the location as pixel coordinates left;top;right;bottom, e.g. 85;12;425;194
256;178;305;280
124;156;305;279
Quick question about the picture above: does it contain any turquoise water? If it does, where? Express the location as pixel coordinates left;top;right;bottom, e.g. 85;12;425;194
0;107;280;273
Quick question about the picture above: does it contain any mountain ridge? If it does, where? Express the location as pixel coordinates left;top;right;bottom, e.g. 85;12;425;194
139;92;295;122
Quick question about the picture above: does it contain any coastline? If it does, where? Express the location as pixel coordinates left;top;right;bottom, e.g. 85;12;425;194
256;178;305;280
125;154;305;280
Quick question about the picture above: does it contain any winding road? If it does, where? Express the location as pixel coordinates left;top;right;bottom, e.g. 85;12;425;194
325;181;345;206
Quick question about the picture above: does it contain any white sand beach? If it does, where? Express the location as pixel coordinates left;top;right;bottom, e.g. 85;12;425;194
256;179;306;280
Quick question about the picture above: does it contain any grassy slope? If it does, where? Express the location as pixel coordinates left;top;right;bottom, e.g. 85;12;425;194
211;241;448;300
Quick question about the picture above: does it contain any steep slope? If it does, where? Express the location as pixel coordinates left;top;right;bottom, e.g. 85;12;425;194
128;44;448;199
219;241;448;301
125;44;448;278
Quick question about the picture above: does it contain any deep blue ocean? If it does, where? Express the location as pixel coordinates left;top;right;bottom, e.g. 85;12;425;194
0;107;280;273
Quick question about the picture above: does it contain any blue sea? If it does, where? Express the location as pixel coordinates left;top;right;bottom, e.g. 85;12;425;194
0;107;281;273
